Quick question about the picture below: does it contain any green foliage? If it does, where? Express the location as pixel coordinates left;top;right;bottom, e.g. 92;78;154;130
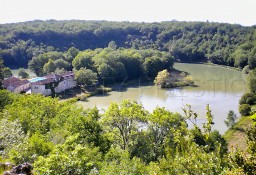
0;92;254;173
128;107;185;163
248;53;256;70
66;47;79;63
0;119;25;158
68;107;110;153
227;116;256;174
239;92;256;105
18;68;29;78
75;68;98;86
247;69;256;94
72;50;95;70
203;104;214;136
104;100;148;150
34;135;102;175
159;142;225;174
53;59;70;71
29;51;64;76
8;132;54;164
225;110;238;128
43;59;57;74
0;90;17;112
3;67;12;78
0;20;255;70
100;147;147;175
28;53;50;76
0;59;4;89
154;69;170;87
239;104;251;116
143;53;173;78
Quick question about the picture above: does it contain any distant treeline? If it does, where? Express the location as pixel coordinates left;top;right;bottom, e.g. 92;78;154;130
0;20;256;69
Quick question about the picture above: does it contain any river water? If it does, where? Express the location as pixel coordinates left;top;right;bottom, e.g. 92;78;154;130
77;63;246;134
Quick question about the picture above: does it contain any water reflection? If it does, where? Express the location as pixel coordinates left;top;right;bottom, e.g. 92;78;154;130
77;63;246;134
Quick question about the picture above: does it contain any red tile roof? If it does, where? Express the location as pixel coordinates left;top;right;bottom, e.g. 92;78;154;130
3;77;29;88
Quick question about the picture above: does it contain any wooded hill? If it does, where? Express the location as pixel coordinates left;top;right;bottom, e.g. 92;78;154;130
0;20;255;68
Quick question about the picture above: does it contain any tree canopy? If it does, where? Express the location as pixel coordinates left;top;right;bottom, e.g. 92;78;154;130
0;20;255;70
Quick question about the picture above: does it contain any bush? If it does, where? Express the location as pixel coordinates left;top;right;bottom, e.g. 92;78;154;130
77;93;90;101
239;104;251;116
239;92;256;105
97;86;112;94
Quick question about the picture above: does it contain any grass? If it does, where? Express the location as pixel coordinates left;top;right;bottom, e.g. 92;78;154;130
224;116;252;152
204;62;242;72
11;68;36;78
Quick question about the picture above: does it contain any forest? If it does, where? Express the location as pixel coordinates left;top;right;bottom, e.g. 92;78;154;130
0;20;256;69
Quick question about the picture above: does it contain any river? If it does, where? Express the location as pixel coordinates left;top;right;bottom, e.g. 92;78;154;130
77;63;246;134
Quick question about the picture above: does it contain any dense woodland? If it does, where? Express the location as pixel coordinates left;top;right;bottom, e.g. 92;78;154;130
0;20;256;69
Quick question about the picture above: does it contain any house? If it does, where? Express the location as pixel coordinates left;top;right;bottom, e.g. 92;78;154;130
3;77;30;93
30;71;77;96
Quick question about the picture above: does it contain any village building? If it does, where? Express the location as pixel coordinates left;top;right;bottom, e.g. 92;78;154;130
2;77;30;93
30;71;77;96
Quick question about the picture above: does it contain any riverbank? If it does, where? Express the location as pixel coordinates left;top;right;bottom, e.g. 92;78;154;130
224;116;252;152
204;62;242;72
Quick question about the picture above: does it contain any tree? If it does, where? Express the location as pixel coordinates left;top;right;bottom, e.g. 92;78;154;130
66;47;79;63
18;68;29;79
0;119;25;158
34;135;102;175
8;132;54;163
104;100;147;150
224;110;237;128
28;54;49;76
108;41;117;50
247;69;256;94
43;59;57;74
248;53;256;70
72;50;95;70
54;59;70;70
3;67;12;78
0;58;4;89
143;54;173;78
0;90;16;112
154;69;170;87
75;68;98;86
133;107;184;162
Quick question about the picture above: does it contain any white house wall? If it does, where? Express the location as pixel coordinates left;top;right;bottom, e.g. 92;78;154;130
31;85;51;96
55;79;77;93
14;83;30;93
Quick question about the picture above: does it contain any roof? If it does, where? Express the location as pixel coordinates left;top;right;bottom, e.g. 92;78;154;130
31;72;75;86
28;77;46;83
61;71;74;77
31;78;55;85
61;71;75;79
45;73;62;80
3;77;29;88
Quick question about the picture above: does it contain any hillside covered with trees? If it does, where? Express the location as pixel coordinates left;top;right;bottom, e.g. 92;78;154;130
0;20;256;69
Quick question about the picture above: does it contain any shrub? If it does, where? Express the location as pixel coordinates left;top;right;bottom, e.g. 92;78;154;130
239;104;251;116
77;93;90;101
239;92;256;105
